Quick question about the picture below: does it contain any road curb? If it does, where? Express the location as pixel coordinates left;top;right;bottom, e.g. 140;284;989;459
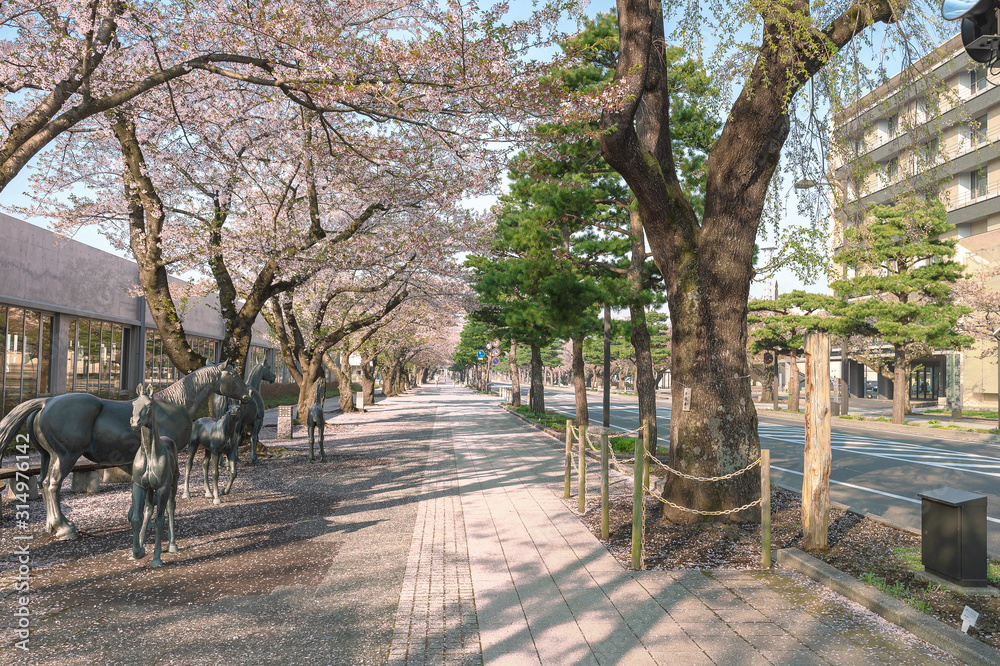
777;547;1000;666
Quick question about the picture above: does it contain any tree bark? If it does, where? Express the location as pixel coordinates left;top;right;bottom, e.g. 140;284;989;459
630;304;658;452
893;345;907;424
572;336;590;426
509;340;522;408
325;354;357;413
294;358;326;425
360;358;376;406
529;343;545;414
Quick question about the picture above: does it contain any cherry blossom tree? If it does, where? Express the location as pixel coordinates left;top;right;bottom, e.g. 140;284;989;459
1;0;572;193
592;0;946;523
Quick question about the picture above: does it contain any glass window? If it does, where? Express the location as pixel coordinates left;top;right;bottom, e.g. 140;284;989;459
66;318;77;392
5;307;25;415
972;168;988;198
99;321;112;398
0;306;6;414
22;310;38;401
40;315;51;395
973;114;988;144
883;156;899;183
885;114;898;137
972;68;988;93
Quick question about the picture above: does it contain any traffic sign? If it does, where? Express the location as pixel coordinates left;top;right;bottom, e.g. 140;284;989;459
492;338;500;348
491;357;500;366
477;350;485;359
491;348;500;357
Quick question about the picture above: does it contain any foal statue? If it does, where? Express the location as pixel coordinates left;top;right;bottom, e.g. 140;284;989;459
307;379;326;462
129;386;180;568
186;404;241;504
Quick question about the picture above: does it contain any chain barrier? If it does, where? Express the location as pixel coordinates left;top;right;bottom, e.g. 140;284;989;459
642;487;763;516
644;454;761;482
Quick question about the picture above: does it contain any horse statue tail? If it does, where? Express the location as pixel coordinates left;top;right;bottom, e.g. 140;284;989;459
0;397;49;464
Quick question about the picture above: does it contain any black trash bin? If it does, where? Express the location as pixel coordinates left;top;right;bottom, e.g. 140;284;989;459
918;487;988;587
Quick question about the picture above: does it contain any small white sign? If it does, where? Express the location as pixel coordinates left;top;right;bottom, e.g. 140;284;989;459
961;605;979;634
682;387;692;412
348;354;362;366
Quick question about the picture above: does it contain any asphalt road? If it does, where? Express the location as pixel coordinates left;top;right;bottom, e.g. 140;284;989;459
496;382;1000;557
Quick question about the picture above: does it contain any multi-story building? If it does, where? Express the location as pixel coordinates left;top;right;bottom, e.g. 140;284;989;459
830;33;1000;409
0;212;290;419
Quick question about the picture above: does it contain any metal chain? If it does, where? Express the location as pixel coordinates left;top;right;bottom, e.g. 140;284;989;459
643;487;762;516
644;453;760;482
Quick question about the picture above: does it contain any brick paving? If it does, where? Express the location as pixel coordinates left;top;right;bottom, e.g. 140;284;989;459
386;383;962;665
387;411;481;665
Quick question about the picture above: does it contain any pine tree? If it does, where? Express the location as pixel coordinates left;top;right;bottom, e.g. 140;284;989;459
748;291;837;413
831;196;972;424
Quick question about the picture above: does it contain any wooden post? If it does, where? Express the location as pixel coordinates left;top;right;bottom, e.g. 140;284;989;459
631;419;646;570
578;423;587;514
564;421;573;500
601;432;610;540
802;332;832;551
761;448;771;568
643;424;652;491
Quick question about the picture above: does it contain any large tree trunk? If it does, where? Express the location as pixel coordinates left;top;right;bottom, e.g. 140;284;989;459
893;346;907;424
572;336;590;426
509;340;522;408
788;352;801;414
325;354;357;414
294;357;326;425
360;357;376;407
630;305;658;452
625;205;659;449
529;343;545;414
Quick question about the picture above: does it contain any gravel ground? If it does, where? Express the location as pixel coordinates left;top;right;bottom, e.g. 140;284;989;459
0;400;430;665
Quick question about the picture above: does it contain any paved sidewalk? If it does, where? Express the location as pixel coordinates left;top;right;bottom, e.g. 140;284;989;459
389;384;959;665
0;383;964;664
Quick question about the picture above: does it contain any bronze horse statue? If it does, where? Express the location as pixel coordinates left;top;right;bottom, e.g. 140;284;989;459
129;388;180;567
185;403;241;504
307;379;327;463
0;362;250;539
212;361;276;464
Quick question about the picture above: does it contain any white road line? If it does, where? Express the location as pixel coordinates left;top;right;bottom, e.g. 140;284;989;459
762;432;1000;478
771;465;1000;525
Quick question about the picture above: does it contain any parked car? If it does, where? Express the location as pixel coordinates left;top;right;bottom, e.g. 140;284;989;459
865;380;878;398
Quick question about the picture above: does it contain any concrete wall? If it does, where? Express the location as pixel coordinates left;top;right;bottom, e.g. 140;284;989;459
0;212;272;345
